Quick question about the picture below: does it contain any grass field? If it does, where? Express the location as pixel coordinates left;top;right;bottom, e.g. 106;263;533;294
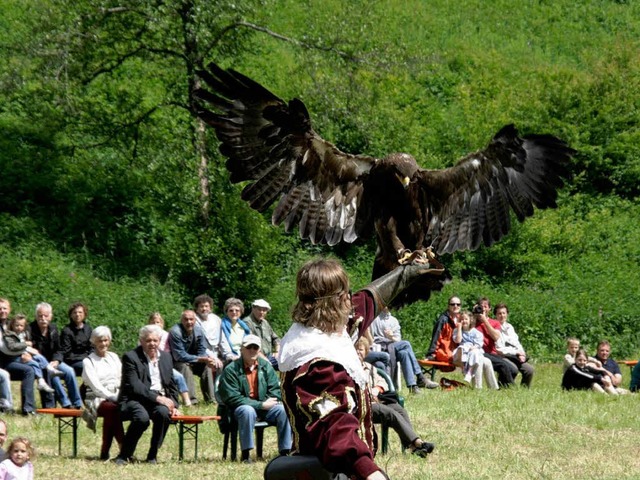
5;363;639;479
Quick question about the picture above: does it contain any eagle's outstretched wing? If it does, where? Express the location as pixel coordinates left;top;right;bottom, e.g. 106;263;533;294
418;124;575;255
193;63;378;245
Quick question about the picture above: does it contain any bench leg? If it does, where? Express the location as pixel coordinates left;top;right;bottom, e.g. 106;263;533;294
57;416;79;458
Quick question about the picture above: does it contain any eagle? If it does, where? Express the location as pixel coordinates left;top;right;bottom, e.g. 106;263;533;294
193;63;575;306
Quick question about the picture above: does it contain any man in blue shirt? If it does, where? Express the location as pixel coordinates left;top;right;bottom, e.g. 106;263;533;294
169;310;216;404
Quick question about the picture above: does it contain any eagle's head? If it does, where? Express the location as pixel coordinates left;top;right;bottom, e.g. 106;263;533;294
383;153;419;189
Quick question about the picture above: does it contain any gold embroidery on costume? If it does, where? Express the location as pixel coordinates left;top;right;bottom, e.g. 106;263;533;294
281;383;301;453
344;386;357;414
309;392;341;421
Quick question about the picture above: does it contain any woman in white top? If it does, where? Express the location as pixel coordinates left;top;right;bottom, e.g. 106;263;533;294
81;326;124;460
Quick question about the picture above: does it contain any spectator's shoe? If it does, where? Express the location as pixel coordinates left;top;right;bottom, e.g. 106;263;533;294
37;378;55;393
425;353;436;361
409;385;422;394
114;457;128;466
242;458;255;464
417;378;439;389
46;365;64;377
412;442;436;458
146;458;157;465
22;411;39;417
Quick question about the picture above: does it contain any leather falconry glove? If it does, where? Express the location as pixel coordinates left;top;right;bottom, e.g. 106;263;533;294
362;256;446;313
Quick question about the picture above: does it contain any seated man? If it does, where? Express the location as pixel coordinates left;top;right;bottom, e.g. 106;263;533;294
472;304;517;388
244;299;280;369
193;294;229;364
116;325;179;465
30;302;83;409
426;296;462;360
355;337;434;458
594;340;627;393
218;334;292;463
370;308;437;393
494;303;534;388
169;310;216;404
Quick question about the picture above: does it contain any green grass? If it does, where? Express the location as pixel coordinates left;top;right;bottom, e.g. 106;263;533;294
5;363;639;479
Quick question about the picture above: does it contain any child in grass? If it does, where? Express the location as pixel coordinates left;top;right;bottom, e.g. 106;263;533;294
562;337;602;372
452;311;499;389
0;436;34;480
3;314;55;394
562;348;617;394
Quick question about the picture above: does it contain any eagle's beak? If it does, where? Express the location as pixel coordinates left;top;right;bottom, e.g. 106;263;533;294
396;174;411;189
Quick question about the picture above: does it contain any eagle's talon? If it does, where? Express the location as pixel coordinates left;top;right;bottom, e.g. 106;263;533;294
397;249;413;265
412;251;430;265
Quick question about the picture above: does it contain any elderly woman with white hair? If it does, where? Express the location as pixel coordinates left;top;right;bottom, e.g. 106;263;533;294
81;326;124;460
221;298;251;363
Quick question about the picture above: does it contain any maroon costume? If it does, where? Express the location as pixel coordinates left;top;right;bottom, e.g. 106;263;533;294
280;291;380;479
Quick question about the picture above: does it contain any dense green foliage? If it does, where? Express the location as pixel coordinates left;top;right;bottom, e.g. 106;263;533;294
1;0;639;358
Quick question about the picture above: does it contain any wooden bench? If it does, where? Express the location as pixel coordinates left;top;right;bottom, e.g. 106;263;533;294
417;359;456;381
618;359;638;373
36;408;219;460
36;408;83;457
172;414;219;460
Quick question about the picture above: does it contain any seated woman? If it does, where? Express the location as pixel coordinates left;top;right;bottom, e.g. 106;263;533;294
221;298;250;363
562;348;617;395
355;337;434;457
81;326;124;460
451;311;498;389
61;302;93;376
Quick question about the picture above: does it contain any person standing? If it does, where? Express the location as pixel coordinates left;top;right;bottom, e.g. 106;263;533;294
244;299;280;369
218;334;292;463
115;325;179;465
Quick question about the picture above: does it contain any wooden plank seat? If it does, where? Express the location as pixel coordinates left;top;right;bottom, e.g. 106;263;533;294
417;359;456;381
171;414;220;460
36;408;219;460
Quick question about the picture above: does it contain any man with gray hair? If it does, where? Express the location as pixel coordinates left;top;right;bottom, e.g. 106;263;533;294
244;299;280;369
169;310;216;404
29;302;82;409
115;325;179;465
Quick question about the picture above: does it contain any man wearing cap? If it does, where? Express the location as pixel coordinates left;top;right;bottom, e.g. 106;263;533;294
244;299;280;369
218;334;292;463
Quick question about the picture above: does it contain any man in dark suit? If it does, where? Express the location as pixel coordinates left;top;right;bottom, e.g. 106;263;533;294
115;325;179;465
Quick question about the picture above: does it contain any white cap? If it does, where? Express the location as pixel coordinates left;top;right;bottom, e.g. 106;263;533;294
252;299;271;310
242;334;262;348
